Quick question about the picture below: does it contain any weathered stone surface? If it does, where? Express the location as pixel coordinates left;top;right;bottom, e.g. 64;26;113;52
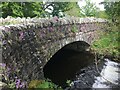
0;17;107;84
0;81;7;87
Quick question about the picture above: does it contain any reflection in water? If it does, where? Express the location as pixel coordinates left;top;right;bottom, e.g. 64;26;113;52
92;58;120;88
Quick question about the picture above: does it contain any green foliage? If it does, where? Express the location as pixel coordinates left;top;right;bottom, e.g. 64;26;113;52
28;80;61;89
36;80;58;89
97;11;108;19
91;1;120;61
71;25;78;33
91;24;119;60
80;0;99;17
64;2;80;17
21;2;44;18
28;80;43;88
44;2;73;17
8;82;16;88
103;1;120;21
0;2;74;18
66;80;72;86
2;2;22;17
0;2;45;18
28;79;73;89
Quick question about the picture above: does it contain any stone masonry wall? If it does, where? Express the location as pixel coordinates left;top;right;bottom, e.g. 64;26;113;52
0;17;107;84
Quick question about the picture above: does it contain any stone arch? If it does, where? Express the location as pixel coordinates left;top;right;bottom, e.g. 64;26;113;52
60;41;90;52
43;41;95;88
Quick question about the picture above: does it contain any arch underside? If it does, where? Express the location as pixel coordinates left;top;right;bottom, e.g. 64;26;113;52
43;41;95;87
45;31;97;62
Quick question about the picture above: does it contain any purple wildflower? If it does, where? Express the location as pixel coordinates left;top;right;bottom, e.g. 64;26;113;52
15;79;26;88
2;40;7;45
0;63;6;68
7;67;11;71
49;27;53;32
19;31;24;41
19;82;25;88
54;16;58;22
16;79;21;84
15;79;21;88
5;67;11;76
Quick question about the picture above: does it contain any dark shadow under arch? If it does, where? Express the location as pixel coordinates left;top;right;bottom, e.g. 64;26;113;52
43;41;95;88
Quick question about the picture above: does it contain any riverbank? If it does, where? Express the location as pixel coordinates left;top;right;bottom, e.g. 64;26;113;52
91;22;119;62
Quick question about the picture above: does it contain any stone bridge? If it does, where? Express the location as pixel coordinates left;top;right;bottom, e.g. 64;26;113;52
0;17;108;84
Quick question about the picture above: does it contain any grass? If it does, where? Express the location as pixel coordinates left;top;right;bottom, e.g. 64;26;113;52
28;79;62;89
28;79;72;89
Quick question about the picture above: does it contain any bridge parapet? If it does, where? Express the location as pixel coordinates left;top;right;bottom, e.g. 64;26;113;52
0;16;107;28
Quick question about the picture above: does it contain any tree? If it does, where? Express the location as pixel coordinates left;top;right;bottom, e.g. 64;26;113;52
0;2;73;18
79;0;99;17
97;11;108;19
0;2;22;18
102;1;120;21
0;2;45;18
21;2;45;17
43;2;72;17
64;2;80;17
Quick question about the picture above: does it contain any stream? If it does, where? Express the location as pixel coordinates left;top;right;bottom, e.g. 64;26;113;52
67;58;120;89
43;48;120;89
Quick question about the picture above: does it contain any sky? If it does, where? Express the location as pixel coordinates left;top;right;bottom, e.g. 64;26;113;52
78;0;105;11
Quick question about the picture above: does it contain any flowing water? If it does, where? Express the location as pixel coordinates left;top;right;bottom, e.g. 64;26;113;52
92;58;120;88
68;58;120;89
43;47;120;89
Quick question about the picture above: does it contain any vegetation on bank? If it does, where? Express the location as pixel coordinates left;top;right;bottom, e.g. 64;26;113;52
91;1;120;61
91;23;119;61
28;80;61;89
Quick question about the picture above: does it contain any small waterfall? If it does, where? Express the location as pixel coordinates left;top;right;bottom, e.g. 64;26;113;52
92;58;120;88
67;58;120;89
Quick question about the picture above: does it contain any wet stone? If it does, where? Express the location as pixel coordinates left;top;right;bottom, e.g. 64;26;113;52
66;59;120;89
